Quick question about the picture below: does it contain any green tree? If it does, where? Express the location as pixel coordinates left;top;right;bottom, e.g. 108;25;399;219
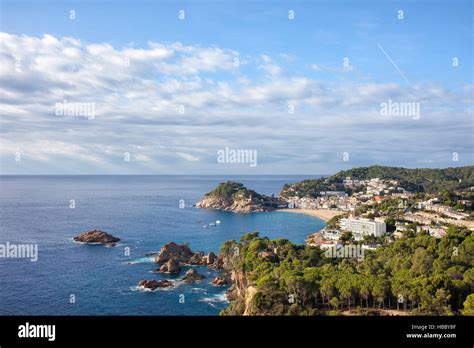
461;294;474;316
340;231;354;243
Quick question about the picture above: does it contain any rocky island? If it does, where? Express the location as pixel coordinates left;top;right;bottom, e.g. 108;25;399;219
73;229;120;246
137;242;226;290
182;268;205;283
152;241;220;268
138;279;173;290
196;181;286;213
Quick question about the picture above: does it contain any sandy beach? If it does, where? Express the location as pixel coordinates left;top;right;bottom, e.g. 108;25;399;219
277;208;345;222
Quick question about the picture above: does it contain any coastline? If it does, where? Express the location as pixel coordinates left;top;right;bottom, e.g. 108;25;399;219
277;208;345;222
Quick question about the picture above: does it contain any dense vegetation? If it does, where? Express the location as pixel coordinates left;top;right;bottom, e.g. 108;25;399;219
219;227;473;316
438;190;474;211
280;178;348;198
280;166;474;197
334;165;474;193
205;181;263;200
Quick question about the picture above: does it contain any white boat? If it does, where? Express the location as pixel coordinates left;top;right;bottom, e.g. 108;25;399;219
209;223;216;226
215;220;221;224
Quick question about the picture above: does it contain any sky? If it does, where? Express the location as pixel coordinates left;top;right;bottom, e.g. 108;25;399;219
0;0;473;175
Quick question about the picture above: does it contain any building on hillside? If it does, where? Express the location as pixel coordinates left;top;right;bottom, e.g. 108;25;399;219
429;228;446;238
320;191;348;197
340;218;386;237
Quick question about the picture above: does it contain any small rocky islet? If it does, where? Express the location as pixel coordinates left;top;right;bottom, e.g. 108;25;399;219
138;279;173;290
73;229;120;247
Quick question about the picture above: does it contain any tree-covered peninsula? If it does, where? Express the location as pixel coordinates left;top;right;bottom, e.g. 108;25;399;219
196;181;284;213
218;226;473;316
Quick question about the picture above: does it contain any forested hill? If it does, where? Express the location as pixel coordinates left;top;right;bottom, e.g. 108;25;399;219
280;166;474;197
333;166;474;192
219;227;473;316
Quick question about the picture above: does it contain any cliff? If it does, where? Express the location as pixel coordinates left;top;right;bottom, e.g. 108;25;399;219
218;233;294;316
218;243;254;315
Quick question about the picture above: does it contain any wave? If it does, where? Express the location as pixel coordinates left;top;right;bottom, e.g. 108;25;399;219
124;256;155;265
130;284;175;292
71;239;122;247
191;287;206;292
199;292;229;307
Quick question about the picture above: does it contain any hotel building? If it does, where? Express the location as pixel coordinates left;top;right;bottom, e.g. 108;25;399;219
340;218;386;238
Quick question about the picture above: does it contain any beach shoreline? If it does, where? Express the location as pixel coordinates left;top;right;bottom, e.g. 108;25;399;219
277;208;345;222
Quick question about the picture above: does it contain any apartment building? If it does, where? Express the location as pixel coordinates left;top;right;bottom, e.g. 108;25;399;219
340;218;386;237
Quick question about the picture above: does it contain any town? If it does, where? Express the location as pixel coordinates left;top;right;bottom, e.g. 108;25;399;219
283;176;474;254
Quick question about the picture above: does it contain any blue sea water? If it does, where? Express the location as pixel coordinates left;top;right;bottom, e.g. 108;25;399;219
0;175;324;315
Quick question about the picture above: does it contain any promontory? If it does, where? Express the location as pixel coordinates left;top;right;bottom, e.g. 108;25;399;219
195;181;285;213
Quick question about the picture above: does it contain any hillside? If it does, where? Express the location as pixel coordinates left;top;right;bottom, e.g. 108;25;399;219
219;227;473;316
334;166;474;192
280;166;474;198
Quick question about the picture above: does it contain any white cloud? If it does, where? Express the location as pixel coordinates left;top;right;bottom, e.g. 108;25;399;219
0;32;471;174
176;152;200;161
310;63;354;73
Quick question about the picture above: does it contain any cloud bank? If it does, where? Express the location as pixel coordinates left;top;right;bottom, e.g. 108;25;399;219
0;33;472;174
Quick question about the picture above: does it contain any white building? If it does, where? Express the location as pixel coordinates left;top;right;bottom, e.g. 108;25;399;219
321;228;343;240
320;191;347;197
340;218;386;237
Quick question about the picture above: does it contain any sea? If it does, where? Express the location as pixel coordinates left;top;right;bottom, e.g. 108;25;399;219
0;175;325;315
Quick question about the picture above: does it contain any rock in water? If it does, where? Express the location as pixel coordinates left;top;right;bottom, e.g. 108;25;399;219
138;279;173;290
182;268;205;283
73;229;120;245
155;242;194;264
155;259;181;273
211;277;228;286
188;252;206;265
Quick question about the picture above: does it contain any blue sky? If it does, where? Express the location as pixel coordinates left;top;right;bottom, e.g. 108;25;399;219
0;0;473;174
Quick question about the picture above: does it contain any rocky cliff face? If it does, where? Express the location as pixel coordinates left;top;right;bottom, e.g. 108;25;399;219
218;246;257;315
195;195;272;213
222;270;260;315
